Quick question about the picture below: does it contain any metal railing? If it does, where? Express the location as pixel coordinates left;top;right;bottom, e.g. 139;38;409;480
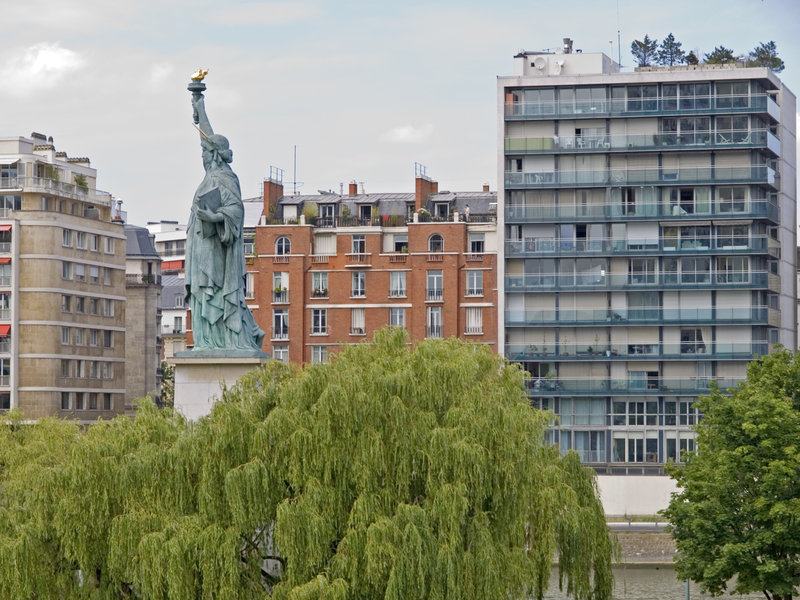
505;271;769;291
505;235;769;256
523;376;743;395
506;342;768;361
426;289;443;301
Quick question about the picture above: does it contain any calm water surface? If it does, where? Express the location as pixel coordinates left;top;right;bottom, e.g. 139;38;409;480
544;566;762;600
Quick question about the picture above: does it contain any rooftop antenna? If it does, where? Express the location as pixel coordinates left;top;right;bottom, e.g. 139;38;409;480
616;0;622;68
283;145;303;195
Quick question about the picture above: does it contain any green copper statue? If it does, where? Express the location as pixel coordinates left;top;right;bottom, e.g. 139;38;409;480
185;71;264;352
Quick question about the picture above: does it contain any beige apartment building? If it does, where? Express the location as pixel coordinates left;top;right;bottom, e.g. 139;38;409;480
0;133;127;420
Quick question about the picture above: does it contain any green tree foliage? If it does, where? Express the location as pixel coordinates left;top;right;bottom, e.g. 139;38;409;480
0;328;615;599
685;51;699;66
747;40;785;72
704;46;737;65
657;33;685;66
160;360;175;408
664;350;800;600
630;34;658;67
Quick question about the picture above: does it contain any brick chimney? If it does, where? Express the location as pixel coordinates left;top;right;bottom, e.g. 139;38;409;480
415;175;438;212
263;177;284;218
349;181;358;195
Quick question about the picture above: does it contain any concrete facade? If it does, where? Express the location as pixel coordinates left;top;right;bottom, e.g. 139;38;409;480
0;133;128;419
497;44;796;483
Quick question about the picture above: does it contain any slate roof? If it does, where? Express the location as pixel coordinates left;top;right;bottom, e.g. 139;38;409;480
125;224;159;258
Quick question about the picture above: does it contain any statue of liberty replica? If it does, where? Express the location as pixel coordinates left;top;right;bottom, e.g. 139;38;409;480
184;70;264;353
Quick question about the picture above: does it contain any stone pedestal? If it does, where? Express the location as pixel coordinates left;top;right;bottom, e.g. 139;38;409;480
173;351;270;420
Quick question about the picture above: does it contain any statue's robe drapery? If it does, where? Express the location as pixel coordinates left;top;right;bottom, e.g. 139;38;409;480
185;164;264;351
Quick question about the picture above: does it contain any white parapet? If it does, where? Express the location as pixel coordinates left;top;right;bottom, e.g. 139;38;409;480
596;475;677;517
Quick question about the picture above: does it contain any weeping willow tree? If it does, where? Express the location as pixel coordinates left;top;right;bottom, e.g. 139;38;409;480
0;328;614;599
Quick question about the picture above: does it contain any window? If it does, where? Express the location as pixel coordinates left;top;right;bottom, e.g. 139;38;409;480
311;309;327;335
173;316;183;333
0;393;9;411
62;261;73;280
664;398;700;426
312;272;328;297
351;308;365;335
61;295;72;312
718;187;747;213
74;296;84;314
351;271;365;297
245;272;255;299
89;329;98;346
716;81;749;109
61;327;71;345
612;400;659;426
717;256;749;283
174;293;184;308
60;359;71;378
389;307;405;328
465;306;482;334
243;236;255;255
352;234;365;254
625;84;658;111
272;272;288;302
103;299;114;317
273;345;289;363
468;233;484;254
75;329;84;346
103;393;113;410
76;231;87;249
103;362;114;379
62;229;73;247
90;234;99;252
275;236;291;255
717;225;748;249
61;392;71;410
716;115;750;143
273;309;288;339
681;257;710;284
76;360;85;378
680;329;706;354
90;361;99;379
103;330;114;348
75;392;85;410
104;268;112;285
466;270;483;296
311;345;328;364
389;271;406;297
426;270;443;301
629;258;656;284
426;306;443;338
89;393;98;410
89;266;99;284
74;264;85;282
428;234;443;253
104;237;115;254
0;263;9;286
358;204;372;224
393;234;408;252
89;298;99;315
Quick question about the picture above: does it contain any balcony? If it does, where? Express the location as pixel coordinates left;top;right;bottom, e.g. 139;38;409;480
310;325;330;336
389;289;407;298
504;199;779;223
126;274;162;286
505;271;769;292
504;165;777;190
504;94;778;121
523;376;744;396
272;290;289;303
505;129;780;157
426;289;443;301
0;176;92;200
464;325;483;335
505;235;768;258
506;342;768;362
272;328;289;341
505;306;768;327
345;253;371;267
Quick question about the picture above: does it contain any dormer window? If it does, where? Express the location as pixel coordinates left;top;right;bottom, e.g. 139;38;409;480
434;203;449;219
359;204;372;224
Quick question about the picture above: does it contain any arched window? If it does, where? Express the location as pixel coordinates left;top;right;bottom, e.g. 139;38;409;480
428;234;443;252
276;236;291;255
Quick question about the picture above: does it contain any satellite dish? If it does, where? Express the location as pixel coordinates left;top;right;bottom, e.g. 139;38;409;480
533;56;547;70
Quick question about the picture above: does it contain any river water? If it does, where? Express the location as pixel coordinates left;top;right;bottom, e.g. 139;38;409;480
543;565;763;599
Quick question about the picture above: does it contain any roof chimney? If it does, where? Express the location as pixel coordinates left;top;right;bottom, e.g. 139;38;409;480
415;174;438;212
482;184;490;192
563;38;573;54
263;166;285;219
349;181;358;196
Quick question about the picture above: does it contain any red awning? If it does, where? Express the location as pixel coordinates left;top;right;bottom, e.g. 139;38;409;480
0;257;10;264
0;325;10;337
0;225;11;232
161;260;183;270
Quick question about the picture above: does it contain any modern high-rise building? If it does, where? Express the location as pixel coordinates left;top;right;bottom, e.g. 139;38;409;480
497;41;796;491
0;133;129;419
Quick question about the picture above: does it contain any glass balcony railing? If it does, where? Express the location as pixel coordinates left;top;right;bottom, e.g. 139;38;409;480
504;236;768;257
504;94;778;120
505;271;769;291
504;199;779;223
505;130;780;156
504;306;768;326
522;376;744;396
506;342;768;361
504;165;776;189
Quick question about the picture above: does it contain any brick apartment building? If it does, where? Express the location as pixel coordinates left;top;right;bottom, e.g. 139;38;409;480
249;167;498;364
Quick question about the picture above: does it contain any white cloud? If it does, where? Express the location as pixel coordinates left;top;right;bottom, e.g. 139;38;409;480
382;124;434;143
149;62;175;87
0;43;85;96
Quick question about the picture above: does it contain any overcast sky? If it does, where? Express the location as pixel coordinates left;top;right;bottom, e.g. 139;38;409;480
1;0;797;226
